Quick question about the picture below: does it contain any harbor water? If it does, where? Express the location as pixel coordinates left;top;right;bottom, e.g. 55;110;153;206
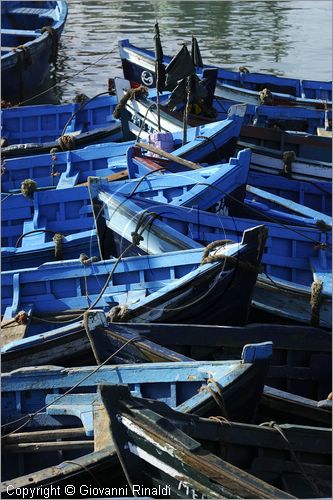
51;0;332;103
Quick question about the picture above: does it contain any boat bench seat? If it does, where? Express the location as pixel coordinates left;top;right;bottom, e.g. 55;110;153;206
6;7;57;20
2;29;40;37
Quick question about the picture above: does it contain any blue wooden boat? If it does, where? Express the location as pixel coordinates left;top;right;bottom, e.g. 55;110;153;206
1;151;251;268
1;115;244;192
1;225;266;331
100;384;332;499
125;142;331;216
1;95;122;158
91;192;331;328
116;80;332;181
2;311;330;405
119;38;332;108
1;344;272;486
1;1;68;102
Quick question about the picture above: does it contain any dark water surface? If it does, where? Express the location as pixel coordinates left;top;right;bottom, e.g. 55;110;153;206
52;0;332;102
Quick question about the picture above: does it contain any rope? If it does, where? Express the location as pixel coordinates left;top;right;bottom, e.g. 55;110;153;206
13;45;32;68
20;179;37;198
79;254;100;266
61;91;110;137
259;421;321;496
50;148;59;185
15;52;113;107
196;134;222;163
57;135;76;151
1;311;29;329
53;233;64;260
239;66;250;74
200;239;264;274
62;460;104;488
208;415;231;425
136;102;157;143
199;379;229;418
15;229;65;248
113;85;149;119
41;26;58;63
282;151;296;178
310;279;323;327
259;88;274;105
1;334;146;436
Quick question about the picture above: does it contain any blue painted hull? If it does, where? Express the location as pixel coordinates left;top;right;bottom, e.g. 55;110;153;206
119;38;332;106
1;1;68;102
2;226;266;330
1;95;122;157
1;117;243;191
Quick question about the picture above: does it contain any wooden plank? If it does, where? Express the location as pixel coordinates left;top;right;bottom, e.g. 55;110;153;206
4;441;94;453
2;428;86;444
0;318;31;348
317;127;332;137
78;169;128;187
136;141;201;169
246;184;332;226
93;403;114;451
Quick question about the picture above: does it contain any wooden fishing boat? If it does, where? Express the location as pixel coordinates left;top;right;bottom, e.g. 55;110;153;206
125;142;331;216
1;151;251;269
1;115;244;192
100;384;332;499
90;190;332;328
2;349;272;429
1;344;272;490
1;1;68;102
1;225;266;331
1;95;122;158
119;38;332;108
1;310;329;393
115;80;331;182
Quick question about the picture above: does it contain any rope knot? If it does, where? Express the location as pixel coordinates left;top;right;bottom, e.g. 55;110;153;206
113;85;149;119
310;279;323;327
316;219;331;232
53;233;64;260
74;93;89;103
108;304;129;323
131;231;144;246
14;310;29;325
282;150;296;178
239;66;250;73
58;135;76;151
41;26;58;63
21;179;37;198
13;45;32;68
259;87;274;105
80;254;100;266
201;240;234;265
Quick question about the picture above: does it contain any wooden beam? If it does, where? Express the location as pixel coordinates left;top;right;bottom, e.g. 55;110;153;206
4;441;94;453
136;142;201;169
77;169;128;187
2;428;86;444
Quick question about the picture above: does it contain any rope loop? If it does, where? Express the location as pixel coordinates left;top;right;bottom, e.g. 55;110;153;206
113;85;149;119
108;304;129;323
310;279;323;327
282;150;296;178
201;240;234;265
259;87;274;105
58;134;76;151
53;233;64;260
21;179;37;198
41;26;58;63
79;254;100;266
13;45;32;68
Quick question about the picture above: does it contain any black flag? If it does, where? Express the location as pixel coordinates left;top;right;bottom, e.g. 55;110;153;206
191;36;203;68
165;44;195;90
154;21;166;91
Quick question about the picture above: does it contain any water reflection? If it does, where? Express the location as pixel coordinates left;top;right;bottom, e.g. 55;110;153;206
50;0;331;102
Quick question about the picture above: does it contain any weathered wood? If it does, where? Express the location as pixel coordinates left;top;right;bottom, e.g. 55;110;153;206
2;427;86;444
136;141;201;169
4;440;94;453
0;318;31;348
78;169;128;186
93;403;114;451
